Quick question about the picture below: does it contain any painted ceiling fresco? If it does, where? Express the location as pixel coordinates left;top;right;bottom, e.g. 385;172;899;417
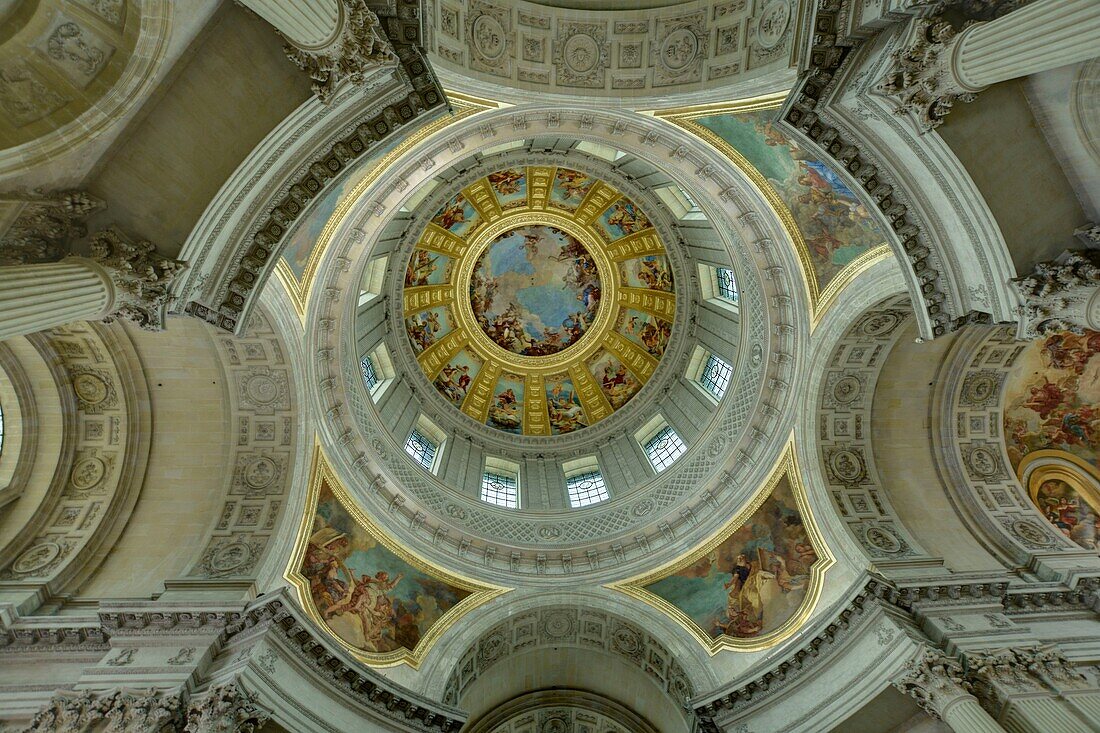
402;166;677;436
297;467;500;665
1003;330;1100;473
1003;329;1100;552
616;454;830;651
685;108;889;296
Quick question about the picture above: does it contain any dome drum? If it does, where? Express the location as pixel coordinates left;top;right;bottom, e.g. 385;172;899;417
307;105;807;583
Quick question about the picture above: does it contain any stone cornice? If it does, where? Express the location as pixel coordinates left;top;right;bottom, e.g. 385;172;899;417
224;590;466;732
184;0;448;334
692;577;895;728
691;572;1100;728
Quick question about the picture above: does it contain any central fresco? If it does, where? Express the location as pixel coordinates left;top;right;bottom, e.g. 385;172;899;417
470;225;601;356
402;166;677;436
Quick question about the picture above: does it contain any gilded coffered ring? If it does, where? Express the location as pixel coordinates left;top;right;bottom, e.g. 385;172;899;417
403;166;676;436
303;103;807;585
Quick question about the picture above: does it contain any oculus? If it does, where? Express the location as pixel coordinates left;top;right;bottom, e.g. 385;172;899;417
401;166;679;436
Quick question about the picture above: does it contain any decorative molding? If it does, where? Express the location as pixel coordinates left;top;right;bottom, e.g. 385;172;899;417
893;648;974;720
184;0;448;334
306;105;803;581
442;605;694;709
0;190;105;266
877;18;982;132
22;688;184;733
184;682;269;733
184;306;296;582
779;1;999;339
814;293;934;563
427;0;799;104
224;591;467;731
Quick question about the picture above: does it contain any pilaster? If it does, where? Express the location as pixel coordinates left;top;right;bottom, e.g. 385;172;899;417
967;646;1100;733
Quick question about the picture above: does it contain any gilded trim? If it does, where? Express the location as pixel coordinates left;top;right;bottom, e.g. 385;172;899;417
284;442;509;669
609;439;836;654
276;94;497;316
654;101;895;328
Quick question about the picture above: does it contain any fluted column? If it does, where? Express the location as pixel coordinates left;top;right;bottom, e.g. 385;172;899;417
894;649;1007;733
0;259;113;341
953;0;1100;89
238;0;342;49
0;228;184;341
879;0;1100;130
239;0;398;102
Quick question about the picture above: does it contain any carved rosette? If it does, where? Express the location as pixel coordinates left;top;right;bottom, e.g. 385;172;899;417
893;649;974;720
184;682;270;733
88;228;186;332
0;189;105;265
1011;248;1100;338
878;18;984;131
282;0;398;103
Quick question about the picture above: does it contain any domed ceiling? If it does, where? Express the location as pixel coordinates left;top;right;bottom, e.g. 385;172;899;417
402;166;676;436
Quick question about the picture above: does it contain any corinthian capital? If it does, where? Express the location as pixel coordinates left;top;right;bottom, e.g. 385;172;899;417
88;228;187;332
1011;247;1100;339
283;0;399;103
893;649;973;720
184;682;270;733
878;18;984;131
0;188;105;265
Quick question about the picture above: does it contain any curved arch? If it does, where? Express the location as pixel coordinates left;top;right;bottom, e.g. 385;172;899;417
0;0;173;177
417;587;720;700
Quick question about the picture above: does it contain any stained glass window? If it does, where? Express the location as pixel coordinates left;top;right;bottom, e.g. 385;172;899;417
361;355;379;391
699;353;733;400
404;429;437;470
716;267;739;303
644;425;686;473
566;470;609;507
480;471;519;508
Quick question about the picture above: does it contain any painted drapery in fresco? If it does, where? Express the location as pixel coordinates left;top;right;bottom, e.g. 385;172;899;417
694;111;888;293
302;482;472;655
641;474;818;641
1003;330;1100;473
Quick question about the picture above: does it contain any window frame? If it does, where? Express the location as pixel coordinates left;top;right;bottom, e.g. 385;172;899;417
480;456;521;509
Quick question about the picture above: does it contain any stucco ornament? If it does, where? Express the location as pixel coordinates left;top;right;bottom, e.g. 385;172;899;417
282;0;399;103
878;18;983;132
89;228;186;331
184;682;270;733
1011;248;1100;338
893;649;973;720
0;188;105;265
